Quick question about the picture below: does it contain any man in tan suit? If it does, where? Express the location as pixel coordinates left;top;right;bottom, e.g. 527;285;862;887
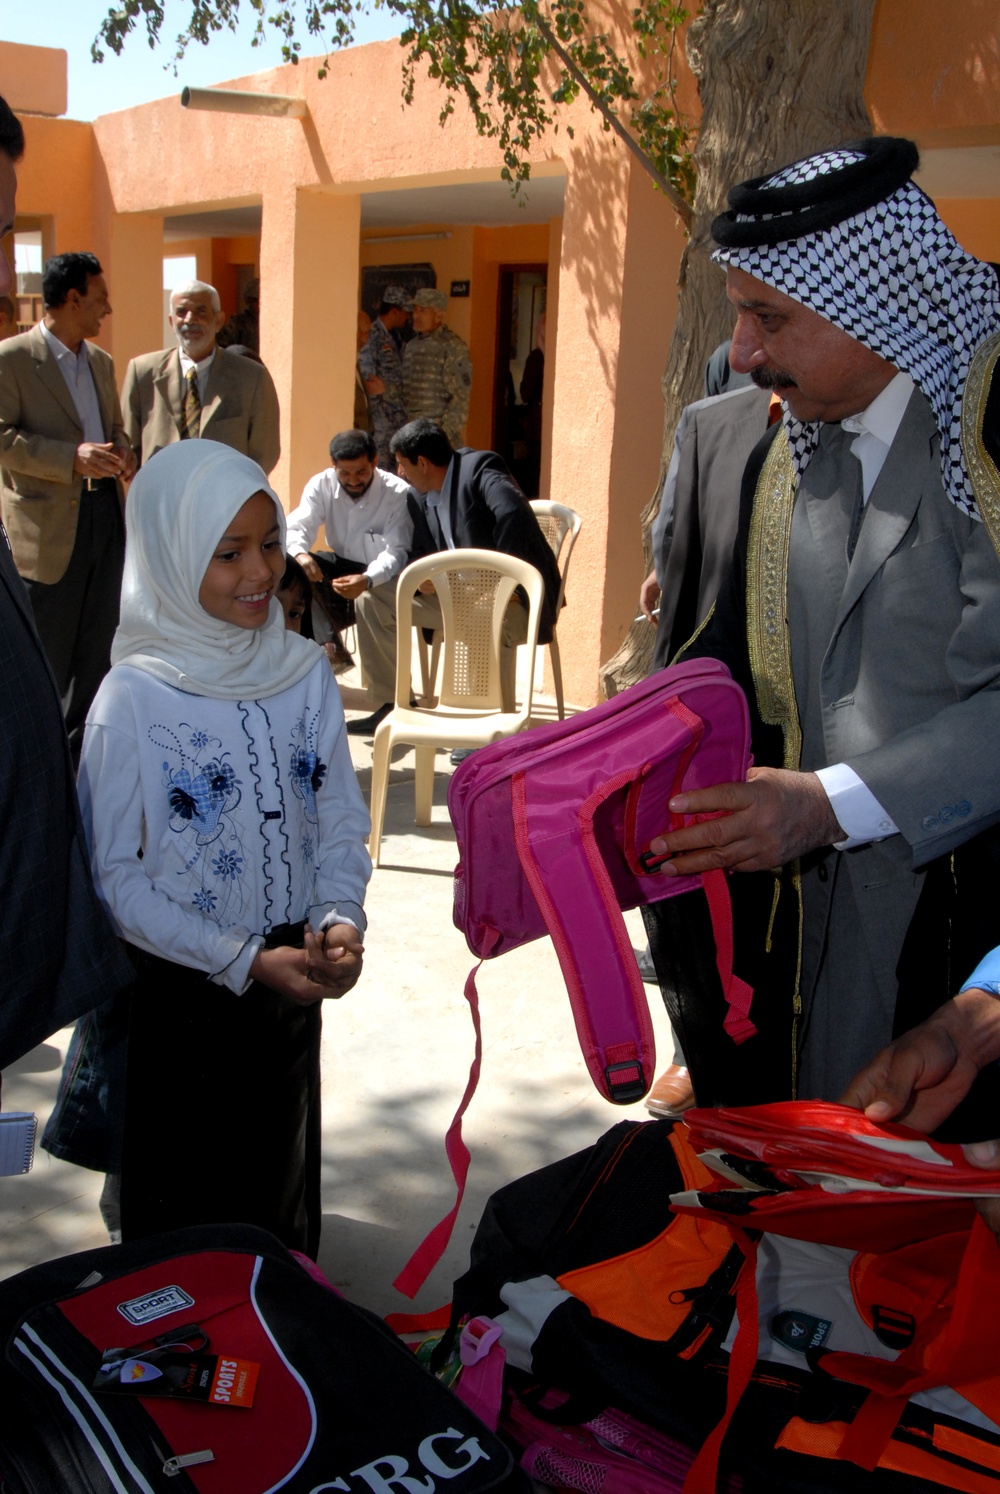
122;280;280;474
0;251;133;755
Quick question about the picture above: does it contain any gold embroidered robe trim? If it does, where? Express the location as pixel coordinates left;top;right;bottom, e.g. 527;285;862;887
962;331;1000;558
746;427;801;773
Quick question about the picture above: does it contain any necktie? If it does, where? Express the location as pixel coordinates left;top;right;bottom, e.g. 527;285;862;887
821;422;865;562
182;367;201;440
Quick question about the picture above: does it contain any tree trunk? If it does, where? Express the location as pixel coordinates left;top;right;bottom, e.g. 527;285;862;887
600;0;875;696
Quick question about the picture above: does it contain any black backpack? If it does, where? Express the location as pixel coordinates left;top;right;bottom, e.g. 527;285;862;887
0;1223;526;1493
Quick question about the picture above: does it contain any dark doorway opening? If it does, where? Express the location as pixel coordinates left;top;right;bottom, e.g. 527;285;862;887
492;264;547;495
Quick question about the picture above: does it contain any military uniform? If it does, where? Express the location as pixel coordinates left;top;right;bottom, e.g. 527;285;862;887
358;316;407;465
403;325;472;446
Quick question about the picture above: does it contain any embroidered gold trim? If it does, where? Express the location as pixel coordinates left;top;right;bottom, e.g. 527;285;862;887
962;331;1000;558
746;432;804;1097
746;429;801;772
669;602;715;666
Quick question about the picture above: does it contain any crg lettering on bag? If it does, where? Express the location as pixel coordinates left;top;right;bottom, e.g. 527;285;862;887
309;1427;490;1493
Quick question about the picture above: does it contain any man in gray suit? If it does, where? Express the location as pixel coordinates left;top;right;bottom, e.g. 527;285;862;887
0;250;134;754
644;137;1000;1126
122;280;280;474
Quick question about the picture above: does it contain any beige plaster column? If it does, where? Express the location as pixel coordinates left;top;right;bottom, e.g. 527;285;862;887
537;213;562;502
105;213;163;383
260;185;361;510
547;153;684;708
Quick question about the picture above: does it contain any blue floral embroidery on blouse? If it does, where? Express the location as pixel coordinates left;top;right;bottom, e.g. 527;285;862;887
150;723;249;928
289;711;326;825
211;848;244;881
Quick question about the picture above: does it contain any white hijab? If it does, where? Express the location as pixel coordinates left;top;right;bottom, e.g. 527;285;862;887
111;439;320;699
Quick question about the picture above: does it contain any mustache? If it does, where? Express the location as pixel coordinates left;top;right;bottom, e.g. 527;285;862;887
750;366;796;391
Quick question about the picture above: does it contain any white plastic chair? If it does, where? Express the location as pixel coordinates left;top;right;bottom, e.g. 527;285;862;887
368;549;545;866
529;499;581;719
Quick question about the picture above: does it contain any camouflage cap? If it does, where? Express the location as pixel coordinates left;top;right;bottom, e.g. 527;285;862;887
381;285;413;309
412;287;448;311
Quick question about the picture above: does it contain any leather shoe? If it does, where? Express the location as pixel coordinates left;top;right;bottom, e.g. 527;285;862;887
644;1064;695;1119
346;702;393;736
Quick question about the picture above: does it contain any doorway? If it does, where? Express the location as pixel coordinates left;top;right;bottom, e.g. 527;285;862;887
492;265;547;495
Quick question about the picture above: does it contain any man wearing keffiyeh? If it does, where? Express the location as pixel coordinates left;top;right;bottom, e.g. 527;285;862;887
643;138;1000;1134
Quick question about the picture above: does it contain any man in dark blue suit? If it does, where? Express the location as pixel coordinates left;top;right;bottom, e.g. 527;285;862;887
0;96;131;1075
346;418;562;734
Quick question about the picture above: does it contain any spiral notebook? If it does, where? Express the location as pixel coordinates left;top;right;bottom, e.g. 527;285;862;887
0;1112;36;1175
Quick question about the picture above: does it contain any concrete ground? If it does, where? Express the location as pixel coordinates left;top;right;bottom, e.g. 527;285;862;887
0;661;675;1323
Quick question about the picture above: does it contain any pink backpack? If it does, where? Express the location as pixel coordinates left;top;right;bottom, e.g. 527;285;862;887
394;659;753;1298
449;657;754;1102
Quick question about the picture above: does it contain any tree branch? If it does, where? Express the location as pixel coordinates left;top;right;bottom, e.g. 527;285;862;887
534;12;693;227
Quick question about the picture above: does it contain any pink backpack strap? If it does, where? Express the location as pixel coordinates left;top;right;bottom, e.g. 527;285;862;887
512;768;655;1104
642;698;755;1047
701;869;756;1045
454;1317;507;1430
392;935;495;1299
383;1303;453;1335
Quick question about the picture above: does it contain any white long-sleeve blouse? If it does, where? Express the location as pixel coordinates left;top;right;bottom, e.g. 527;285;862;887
78;656;371;994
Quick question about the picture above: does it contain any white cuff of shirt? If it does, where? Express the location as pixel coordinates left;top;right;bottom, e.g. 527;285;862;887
814;763;899;850
317;903;366;936
212;933;265;995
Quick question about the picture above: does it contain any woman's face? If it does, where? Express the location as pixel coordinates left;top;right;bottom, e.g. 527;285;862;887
198;491;285;630
277;583;308;633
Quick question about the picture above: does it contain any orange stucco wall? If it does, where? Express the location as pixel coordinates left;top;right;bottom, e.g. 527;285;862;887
935;199;1000;262
0;40;66;118
4;2;1000;704
868;0;1000;141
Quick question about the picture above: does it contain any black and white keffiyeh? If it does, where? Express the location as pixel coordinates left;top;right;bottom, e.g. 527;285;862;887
712;138;1000;518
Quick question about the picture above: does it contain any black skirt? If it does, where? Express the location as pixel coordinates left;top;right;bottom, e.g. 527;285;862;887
119;931;322;1257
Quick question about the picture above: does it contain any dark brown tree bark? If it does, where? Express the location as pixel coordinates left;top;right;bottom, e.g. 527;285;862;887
601;0;876;695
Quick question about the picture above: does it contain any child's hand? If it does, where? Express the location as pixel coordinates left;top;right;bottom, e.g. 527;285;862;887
249;946;322;1005
304;922;364;999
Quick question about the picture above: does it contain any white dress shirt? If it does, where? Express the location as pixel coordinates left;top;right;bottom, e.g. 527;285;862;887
178;346;216;404
814;371;914;848
285;467;413;589
424;459;457;549
41;323;105;443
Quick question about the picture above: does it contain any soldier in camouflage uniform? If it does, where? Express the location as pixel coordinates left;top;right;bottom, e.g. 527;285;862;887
402;287;472;447
357;285;411;470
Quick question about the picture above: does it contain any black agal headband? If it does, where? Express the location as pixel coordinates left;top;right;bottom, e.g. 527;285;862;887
712;137;920;248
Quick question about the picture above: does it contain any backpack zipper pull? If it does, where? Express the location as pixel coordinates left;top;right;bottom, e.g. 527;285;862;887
164;1449;215;1476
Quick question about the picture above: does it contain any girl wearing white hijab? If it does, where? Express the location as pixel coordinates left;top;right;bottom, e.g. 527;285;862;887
78;439;371;1255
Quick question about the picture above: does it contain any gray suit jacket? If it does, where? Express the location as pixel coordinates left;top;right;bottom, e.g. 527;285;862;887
653;386;772;667
702;388;1000;867
123;345;280;475
0;323;126;583
800;390;1000;866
